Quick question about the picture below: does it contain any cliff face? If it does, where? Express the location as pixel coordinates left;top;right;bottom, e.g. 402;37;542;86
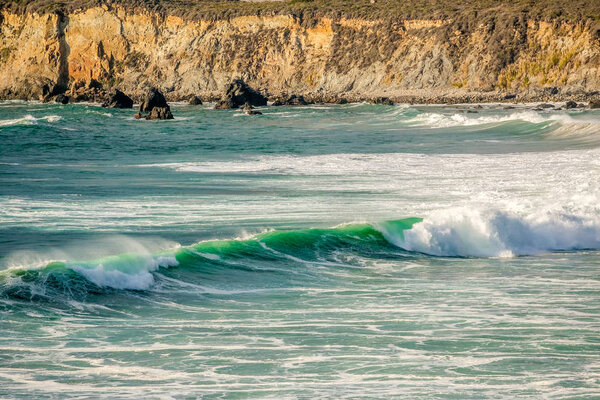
1;5;599;101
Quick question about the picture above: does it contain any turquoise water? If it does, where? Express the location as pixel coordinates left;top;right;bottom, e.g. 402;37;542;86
1;101;600;398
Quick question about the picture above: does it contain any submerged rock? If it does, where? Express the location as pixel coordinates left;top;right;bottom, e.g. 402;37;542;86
102;89;133;109
214;79;267;109
135;88;173;120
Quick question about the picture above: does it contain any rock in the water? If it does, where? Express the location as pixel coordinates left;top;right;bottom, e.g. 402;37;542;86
242;102;262;115
271;94;309;106
146;107;174;120
214;79;267;109
565;100;577;109
135;88;173;120
214;97;236;109
54;94;69;104
139;87;169;112
589;99;600;109
102;89;133;109
370;97;394;105
188;95;203;105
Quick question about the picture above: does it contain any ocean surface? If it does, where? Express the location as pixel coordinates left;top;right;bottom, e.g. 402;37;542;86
1;101;599;399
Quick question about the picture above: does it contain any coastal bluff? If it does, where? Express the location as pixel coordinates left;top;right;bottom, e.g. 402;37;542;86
0;0;599;103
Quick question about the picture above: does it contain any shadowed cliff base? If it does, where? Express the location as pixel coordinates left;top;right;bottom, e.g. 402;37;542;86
0;0;599;103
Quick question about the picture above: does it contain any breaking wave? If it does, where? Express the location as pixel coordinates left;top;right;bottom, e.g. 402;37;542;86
0;114;63;127
2;207;600;299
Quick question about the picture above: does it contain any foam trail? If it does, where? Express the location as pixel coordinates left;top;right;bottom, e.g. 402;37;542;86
380;208;600;257
0;114;62;127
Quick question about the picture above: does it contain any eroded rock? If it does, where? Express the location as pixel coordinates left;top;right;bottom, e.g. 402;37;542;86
271;94;309;106
135;88;174;120
565;100;577;109
102;89;133;109
54;94;69;104
214;80;267;109
370;97;394;105
188;95;203;105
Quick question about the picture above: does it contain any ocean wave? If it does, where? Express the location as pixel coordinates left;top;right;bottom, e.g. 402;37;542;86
69;254;178;290
2;207;600;299
85;109;113;118
405;110;595;129
378;208;600;257
0;114;63;127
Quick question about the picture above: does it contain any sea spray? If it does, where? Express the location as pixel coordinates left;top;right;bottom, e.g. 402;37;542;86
382;208;600;257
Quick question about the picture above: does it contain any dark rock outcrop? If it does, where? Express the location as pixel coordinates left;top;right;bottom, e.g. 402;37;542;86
565;100;578;109
41;82;68;103
54;94;69;104
188;95;203;105
271;94;309;106
312;95;348;104
370;97;394;105
214;97;236;109
102;89;133;109
67;79;106;103
134;88;173;120
146;107;174;120
214;79;267;109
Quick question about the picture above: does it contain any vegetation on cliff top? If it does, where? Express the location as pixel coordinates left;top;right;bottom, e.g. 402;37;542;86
1;0;600;24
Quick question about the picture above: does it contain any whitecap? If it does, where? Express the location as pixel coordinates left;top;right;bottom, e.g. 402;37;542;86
378;207;600;257
0;114;63;127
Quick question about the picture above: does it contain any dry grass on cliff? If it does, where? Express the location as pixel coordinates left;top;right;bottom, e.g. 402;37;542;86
1;0;600;24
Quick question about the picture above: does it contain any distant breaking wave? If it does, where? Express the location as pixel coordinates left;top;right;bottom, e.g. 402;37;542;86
405;109;600;133
0;114;63;127
2;207;600;298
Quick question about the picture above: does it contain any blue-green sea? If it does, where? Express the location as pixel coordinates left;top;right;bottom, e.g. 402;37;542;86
1;101;599;399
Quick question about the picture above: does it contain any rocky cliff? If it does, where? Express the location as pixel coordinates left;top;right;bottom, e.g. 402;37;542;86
1;2;599;102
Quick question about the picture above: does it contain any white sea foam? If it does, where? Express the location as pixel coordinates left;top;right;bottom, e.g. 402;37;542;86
69;255;178;290
85;109;113;118
0;114;63;127
404;110;599;129
379;207;600;257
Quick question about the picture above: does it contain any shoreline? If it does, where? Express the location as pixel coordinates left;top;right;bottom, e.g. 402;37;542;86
0;99;594;108
1;90;598;107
